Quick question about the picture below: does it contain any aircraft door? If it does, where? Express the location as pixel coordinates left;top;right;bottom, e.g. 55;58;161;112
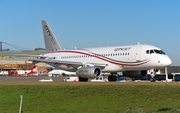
135;48;142;61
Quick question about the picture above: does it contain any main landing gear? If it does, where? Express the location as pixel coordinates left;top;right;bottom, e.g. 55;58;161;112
108;73;117;82
79;77;88;82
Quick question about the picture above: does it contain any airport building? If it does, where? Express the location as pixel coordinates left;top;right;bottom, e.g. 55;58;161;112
0;60;50;71
0;50;51;71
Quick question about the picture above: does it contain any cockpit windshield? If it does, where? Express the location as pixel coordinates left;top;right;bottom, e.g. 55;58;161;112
146;49;166;55
154;50;166;54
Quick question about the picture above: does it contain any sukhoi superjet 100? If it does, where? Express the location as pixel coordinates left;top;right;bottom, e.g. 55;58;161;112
15;20;172;81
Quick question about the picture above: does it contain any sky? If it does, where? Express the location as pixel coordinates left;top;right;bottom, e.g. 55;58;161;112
0;0;180;66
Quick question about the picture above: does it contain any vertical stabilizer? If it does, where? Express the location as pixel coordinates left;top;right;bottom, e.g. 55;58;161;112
27;65;38;74
41;20;62;52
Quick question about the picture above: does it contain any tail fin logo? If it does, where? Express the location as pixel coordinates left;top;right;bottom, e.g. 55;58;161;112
44;25;56;45
50;37;56;45
44;25;52;36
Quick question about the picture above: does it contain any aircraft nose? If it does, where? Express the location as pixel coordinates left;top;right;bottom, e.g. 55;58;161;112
159;56;172;67
167;57;172;66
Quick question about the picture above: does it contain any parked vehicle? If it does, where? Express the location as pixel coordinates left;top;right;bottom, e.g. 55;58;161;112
174;74;180;82
63;77;79;82
39;78;53;82
91;76;108;82
116;75;126;82
0;71;8;76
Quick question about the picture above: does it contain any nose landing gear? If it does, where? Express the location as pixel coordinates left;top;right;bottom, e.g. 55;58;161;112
149;69;157;82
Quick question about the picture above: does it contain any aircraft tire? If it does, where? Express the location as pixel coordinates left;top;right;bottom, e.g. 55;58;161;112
108;75;117;82
150;78;156;82
79;77;88;82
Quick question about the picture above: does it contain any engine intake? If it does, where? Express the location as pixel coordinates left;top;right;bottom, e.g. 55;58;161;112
76;67;101;78
123;70;147;78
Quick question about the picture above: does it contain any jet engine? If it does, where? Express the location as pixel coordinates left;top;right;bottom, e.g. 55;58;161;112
76;67;101;78
123;70;147;78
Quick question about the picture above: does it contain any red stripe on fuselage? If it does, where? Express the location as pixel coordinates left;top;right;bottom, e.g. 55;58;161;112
46;51;150;66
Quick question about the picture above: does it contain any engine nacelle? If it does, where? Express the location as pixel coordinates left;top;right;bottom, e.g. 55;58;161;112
76;67;101;78
123;70;147;78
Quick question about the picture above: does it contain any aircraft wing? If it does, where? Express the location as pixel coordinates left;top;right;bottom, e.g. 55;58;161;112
14;54;47;58
14;57;106;68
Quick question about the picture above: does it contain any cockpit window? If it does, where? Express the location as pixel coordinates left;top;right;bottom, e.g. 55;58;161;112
146;50;149;54
154;49;166;55
150;50;154;54
146;49;166;55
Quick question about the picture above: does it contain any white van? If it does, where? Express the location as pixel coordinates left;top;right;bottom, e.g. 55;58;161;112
63;77;79;82
91;76;108;82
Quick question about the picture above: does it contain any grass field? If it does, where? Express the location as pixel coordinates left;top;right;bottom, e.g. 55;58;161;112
0;82;180;113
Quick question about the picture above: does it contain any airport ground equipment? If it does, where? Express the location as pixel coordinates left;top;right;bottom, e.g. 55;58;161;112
39;78;53;82
0;71;8;76
91;76;108;82
48;69;76;77
63;76;79;82
173;73;180;82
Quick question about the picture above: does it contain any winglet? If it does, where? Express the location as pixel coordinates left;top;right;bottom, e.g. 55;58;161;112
41;20;62;52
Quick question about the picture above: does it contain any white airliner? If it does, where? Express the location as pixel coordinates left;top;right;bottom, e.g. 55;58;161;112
15;20;172;81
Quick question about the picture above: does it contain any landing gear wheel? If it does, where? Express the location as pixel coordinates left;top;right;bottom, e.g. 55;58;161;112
79;77;88;82
108;75;117;82
150;78;156;82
